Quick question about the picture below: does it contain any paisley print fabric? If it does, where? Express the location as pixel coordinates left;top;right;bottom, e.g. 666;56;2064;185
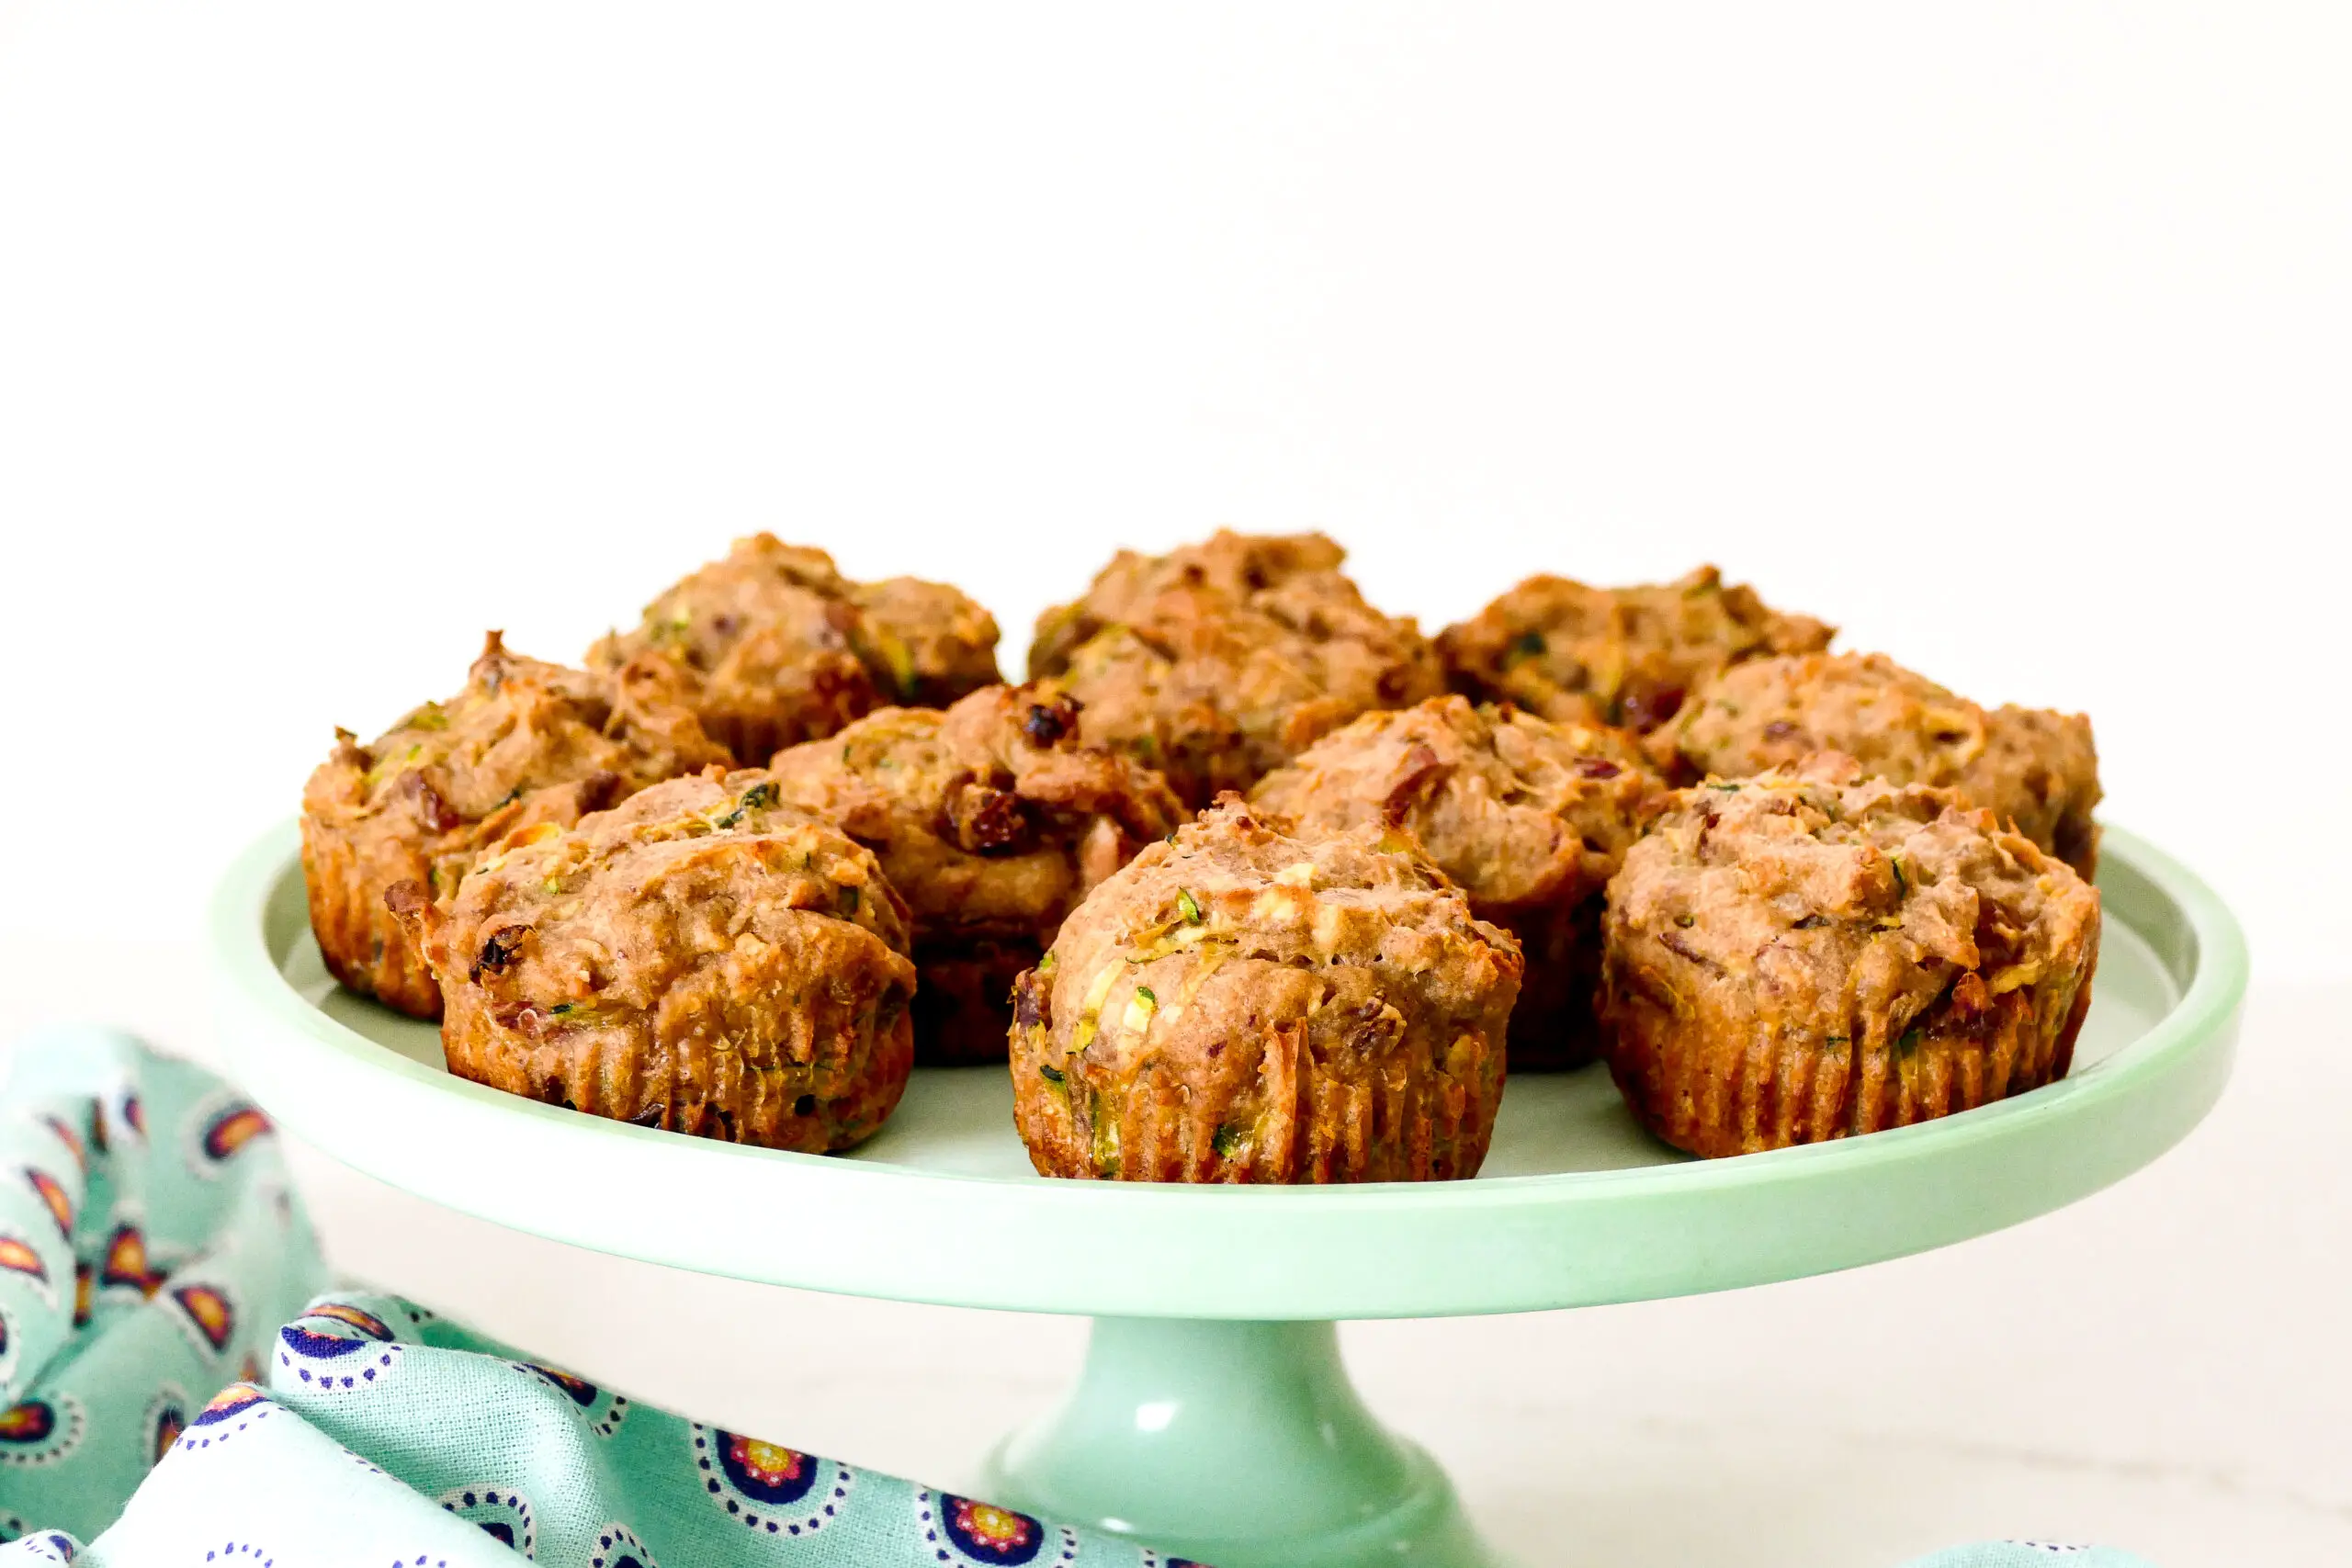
0;1027;322;1543
918;1490;1080;1566
4;1286;1202;1567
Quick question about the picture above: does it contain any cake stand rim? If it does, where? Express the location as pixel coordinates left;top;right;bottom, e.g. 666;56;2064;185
209;818;2245;1320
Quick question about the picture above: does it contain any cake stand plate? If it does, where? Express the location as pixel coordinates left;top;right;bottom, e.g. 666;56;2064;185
209;823;2245;1568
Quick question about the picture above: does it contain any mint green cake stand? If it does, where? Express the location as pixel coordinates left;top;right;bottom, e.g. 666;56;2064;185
209;823;2245;1568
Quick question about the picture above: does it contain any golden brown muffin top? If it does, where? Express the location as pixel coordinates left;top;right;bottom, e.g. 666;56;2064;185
1014;797;1521;1180
402;768;914;1032
588;532;1001;716
765;682;1185;942
849;575;1007;708
1027;532;1443;806
1028;529;1349;675
1249;695;1657;916
1439;565;1835;732
1606;754;2099;1053
1031;797;1519;1060
301;633;728;894
594;533;847;670
1657;650;2101;877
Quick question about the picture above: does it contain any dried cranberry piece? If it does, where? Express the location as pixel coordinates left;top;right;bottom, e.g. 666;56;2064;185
1616;681;1685;731
471;926;527;983
1023;699;1074;746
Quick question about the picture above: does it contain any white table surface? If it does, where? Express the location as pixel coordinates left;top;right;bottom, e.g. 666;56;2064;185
1;941;2342;1568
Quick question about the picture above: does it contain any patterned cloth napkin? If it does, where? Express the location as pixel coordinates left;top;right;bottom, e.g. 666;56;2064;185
13;1286;1207;1566
0;1026;324;1544
0;1030;2162;1566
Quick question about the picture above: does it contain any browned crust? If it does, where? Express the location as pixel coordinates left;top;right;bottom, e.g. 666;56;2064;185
1028;532;1443;807
1438;566;1835;733
1656;651;2103;879
1249;695;1659;1070
300;634;729;1019
301;800;441;1018
1598;754;2102;1158
768;682;1186;1064
1028;530;1350;676
1010;798;1521;1183
395;769;918;1152
589;534;1002;763
851;576;1007;709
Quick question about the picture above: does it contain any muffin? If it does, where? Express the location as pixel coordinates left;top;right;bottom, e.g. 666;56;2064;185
300;633;729;1019
1250;696;1657;1069
848;574;1008;709
1438;566;1835;733
1599;754;2101;1159
1028;530;1350;675
1655;651;2102;878
587;534;1001;763
767;682;1186;1065
1029;531;1443;807
1010;798;1522;1183
390;769;918;1152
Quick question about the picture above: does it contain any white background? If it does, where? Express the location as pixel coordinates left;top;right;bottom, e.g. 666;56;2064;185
0;3;2346;979
1;6;2347;1565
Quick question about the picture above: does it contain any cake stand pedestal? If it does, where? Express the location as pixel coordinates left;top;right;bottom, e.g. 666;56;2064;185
209;824;2245;1568
985;1318;1487;1566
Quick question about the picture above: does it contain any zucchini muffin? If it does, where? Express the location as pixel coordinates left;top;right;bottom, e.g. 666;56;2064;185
390;769;918;1152
587;534;1001;763
1027;530;1349;675
1599;754;2101;1159
1250;696;1657;1070
1438;566;1835;733
1028;531;1443;807
300;633;729;1019
1655;651;2102;878
767;682;1186;1066
1010;798;1522;1183
848;573;1009;709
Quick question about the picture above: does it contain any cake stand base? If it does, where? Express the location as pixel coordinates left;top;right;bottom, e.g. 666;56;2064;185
981;1318;1501;1568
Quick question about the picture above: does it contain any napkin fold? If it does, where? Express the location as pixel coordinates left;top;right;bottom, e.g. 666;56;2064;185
20;1286;1194;1565
0;1026;325;1543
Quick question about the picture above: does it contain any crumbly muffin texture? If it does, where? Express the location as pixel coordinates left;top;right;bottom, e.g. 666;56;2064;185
1439;566;1835;733
1250;696;1657;1068
1029;531;1443;807
1028;530;1350;676
1010;798;1522;1183
1600;755;2101;1159
1657;651;2102;878
300;633;729;1019
394;769;919;1152
848;575;1007;709
767;682;1185;1064
588;534;1001;763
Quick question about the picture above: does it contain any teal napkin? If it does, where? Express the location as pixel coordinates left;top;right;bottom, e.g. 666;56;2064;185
29;1287;1199;1566
0;1026;326;1544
